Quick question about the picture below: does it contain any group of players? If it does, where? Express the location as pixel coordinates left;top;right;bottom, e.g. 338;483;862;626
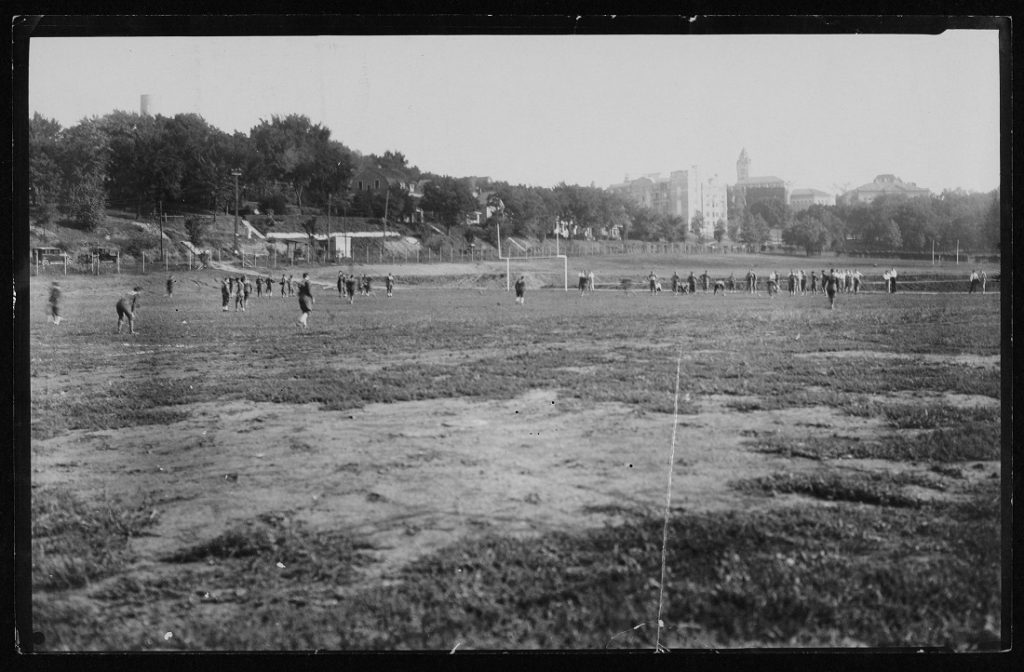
43;268;402;336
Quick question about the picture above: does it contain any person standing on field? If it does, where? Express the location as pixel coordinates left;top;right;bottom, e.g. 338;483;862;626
799;269;807;295
221;277;231;311
296;272;314;329
587;270;595;292
578;270;588;295
969;269;980;293
116;287;141;335
345;274;357;304
700;270;709;293
647;270;658;293
981;270;987;293
853;270;862;294
337;271;345;297
243;275;253;310
287;274;295;297
825;269;838;309
514;275;526;304
279;274;287;298
255;275;263;298
234;276;245;311
809;270;819;294
47;280;62;325
386;273;395;297
166;275;176;297
687;271;697;295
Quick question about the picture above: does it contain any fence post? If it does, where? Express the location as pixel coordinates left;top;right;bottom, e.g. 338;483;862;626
117;252;120;274
142;252;146;274
64;254;67;276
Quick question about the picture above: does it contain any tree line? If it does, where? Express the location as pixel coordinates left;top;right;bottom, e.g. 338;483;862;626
30;110;999;254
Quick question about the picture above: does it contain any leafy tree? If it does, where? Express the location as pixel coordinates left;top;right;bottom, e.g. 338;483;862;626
982;189;1000;249
56;120;110;230
783;215;831;255
184;216;210;246
29;113;63;209
749;197;791;231
714;219;726;243
300;216;320;260
420;176;477;235
739;211;770;246
250;115;346;213
690;212;706;242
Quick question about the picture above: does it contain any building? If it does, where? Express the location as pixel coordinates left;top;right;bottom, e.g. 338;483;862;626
349;166;416;194
730;148;789;210
607;166;726;239
789;188;835;212
838;174;931;205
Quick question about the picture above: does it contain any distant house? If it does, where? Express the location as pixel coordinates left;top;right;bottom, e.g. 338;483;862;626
789;188;835;212
350;166;416;194
839;174;930;205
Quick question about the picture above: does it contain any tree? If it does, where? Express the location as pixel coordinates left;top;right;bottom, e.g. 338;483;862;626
783;216;831;255
250;115;346;213
420;176;477;235
749;197;791;231
300;216;320;261
739;212;770;247
56;119;110;230
29;113;63;210
714;219;726;243
690;212;706;242
184;215;210;246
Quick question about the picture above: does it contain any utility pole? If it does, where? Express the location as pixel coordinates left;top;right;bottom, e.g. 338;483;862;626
231;168;242;257
328;193;332;262
382;189;390;258
158;199;164;261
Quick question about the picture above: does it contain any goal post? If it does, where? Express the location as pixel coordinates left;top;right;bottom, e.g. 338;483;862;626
502;254;568;292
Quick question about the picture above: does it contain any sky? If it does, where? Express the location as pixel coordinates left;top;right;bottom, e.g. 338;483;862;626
28;31;1001;195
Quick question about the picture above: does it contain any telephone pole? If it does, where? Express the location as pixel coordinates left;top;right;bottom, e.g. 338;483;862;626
231;168;242;257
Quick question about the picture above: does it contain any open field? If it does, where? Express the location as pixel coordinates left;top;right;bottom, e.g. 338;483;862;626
27;254;1002;651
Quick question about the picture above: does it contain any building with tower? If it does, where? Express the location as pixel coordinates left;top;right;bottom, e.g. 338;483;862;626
730;148;789;211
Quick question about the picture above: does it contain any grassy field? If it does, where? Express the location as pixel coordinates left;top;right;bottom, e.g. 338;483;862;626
27;253;1002;651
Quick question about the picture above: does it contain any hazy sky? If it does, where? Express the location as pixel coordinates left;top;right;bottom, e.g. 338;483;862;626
29;31;1001;194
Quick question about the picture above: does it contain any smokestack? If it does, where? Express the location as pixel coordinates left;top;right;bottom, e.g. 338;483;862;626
140;94;155;116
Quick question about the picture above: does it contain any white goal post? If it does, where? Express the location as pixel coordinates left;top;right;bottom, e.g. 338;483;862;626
502;254;568;292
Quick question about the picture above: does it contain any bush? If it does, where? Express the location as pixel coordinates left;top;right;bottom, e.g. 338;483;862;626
259;192;289;216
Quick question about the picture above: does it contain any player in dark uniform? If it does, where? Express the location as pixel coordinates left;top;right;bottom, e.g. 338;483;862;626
255;275;263;298
279;274;287;298
116;287;141;335
514;275;526;304
337;271;345;297
825;269;838;309
47;281;62;325
221;277;231;311
713;279;726;295
700;270;709;293
296;273;314;329
344;274;357;304
687;272;696;295
166;275;176;297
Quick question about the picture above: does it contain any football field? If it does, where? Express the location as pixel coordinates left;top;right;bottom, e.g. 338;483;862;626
27;261;1002;650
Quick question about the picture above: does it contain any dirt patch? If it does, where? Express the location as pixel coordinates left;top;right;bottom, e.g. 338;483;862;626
798;350;1000;369
32;389;991;594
